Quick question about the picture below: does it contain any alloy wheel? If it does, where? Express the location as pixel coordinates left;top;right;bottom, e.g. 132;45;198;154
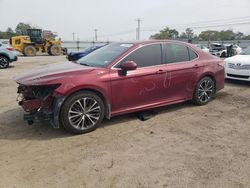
0;57;8;68
68;97;101;130
198;79;214;103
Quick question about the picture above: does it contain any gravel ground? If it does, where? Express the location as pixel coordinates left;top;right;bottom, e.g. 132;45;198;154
0;56;249;188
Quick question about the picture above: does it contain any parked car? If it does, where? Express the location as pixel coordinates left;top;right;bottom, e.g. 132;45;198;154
225;46;250;81
210;43;242;57
210;43;228;57
232;44;242;55
15;41;225;134
0;42;18;69
67;45;106;61
194;44;209;53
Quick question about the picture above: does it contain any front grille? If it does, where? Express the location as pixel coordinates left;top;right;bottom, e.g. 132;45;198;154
227;63;250;70
227;74;249;79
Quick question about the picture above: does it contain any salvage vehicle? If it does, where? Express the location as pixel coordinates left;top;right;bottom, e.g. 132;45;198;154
15;40;225;134
0;42;18;69
210;43;241;57
225;46;250;81
210;43;228;57
67;45;106;61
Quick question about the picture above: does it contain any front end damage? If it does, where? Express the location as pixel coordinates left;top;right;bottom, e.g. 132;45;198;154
17;84;65;128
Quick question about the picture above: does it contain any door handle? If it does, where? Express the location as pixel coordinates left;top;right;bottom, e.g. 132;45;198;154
156;69;167;74
193;64;200;68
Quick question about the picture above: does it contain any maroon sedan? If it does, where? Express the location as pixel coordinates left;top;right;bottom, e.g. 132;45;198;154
15;40;225;134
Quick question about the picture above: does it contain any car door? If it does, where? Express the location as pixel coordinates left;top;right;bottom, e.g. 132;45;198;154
109;43;168;115
163;43;200;101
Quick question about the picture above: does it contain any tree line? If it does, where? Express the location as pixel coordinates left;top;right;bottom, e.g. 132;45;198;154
151;27;250;41
1;23;250;41
0;23;34;39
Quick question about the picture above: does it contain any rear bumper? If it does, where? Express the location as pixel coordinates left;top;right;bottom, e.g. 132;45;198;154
215;67;225;91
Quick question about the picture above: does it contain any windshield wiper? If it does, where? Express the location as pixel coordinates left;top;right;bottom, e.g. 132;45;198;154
80;63;92;67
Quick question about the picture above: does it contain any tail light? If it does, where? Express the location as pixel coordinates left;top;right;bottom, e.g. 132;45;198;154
6;47;14;51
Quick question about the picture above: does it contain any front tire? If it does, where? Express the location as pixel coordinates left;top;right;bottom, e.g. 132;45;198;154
49;45;61;56
23;45;37;56
60;91;105;134
221;52;226;58
0;56;9;69
193;77;215;105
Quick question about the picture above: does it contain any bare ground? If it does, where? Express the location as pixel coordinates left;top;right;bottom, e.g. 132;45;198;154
0;56;250;188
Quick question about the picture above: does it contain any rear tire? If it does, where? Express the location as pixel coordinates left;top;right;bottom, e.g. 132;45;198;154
0;55;9;69
193;77;215;105
49;45;61;56
60;91;105;134
23;45;37;56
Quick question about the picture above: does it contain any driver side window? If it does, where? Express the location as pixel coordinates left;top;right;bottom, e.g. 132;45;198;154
115;44;162;68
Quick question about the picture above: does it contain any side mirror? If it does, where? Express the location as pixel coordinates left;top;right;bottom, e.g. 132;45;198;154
119;61;137;75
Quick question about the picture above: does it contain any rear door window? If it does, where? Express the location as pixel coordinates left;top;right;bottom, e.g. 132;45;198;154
165;44;189;63
188;48;198;60
165;43;197;63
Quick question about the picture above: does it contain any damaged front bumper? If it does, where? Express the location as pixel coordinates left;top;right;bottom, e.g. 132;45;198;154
17;84;65;128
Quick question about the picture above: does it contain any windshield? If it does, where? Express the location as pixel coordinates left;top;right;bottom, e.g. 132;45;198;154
82;46;100;53
240;46;250;55
77;43;133;67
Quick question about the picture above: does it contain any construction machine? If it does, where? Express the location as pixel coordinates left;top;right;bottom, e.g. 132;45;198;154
10;29;62;56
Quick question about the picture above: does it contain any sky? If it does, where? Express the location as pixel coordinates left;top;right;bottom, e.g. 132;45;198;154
0;0;250;41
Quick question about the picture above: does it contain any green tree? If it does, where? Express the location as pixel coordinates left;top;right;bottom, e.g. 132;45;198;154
151;27;179;39
15;22;32;35
199;30;220;41
179;32;187;39
185;28;194;39
6;27;14;33
243;35;250;40
0;27;16;39
219;30;235;40
234;32;244;40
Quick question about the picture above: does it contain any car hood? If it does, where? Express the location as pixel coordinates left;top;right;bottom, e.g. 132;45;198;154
225;55;250;64
15;62;94;85
69;52;87;56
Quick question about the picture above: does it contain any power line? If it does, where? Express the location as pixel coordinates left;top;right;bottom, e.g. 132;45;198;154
142;20;250;32
142;16;250;31
98;29;135;38
173;16;250;27
94;16;250;40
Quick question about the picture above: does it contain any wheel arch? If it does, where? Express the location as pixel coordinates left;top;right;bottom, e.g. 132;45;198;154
60;87;111;120
0;53;10;61
196;72;217;91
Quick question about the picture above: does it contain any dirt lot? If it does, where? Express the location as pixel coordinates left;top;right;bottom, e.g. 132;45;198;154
0;56;250;188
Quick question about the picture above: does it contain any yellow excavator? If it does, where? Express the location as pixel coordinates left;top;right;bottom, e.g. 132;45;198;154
10;29;62;56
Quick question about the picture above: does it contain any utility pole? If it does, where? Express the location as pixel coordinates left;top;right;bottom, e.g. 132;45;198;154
136;18;142;40
94;29;98;41
72;32;75;41
136;28;138;40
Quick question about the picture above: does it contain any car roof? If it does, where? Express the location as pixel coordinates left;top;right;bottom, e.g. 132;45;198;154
116;40;193;46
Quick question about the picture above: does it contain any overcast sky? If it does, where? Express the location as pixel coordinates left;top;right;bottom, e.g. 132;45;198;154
0;0;250;41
